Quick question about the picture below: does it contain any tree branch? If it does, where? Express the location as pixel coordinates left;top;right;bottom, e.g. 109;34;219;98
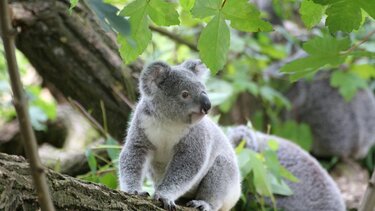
149;25;198;52
359;169;375;211
0;1;55;210
0;153;194;211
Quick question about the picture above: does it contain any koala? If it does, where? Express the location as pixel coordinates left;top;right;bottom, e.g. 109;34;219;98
287;71;375;159
227;126;346;211
118;60;241;211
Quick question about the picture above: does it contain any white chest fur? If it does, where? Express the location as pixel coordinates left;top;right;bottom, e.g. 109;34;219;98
140;114;188;164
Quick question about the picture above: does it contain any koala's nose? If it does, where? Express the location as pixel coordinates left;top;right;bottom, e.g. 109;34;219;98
199;92;211;114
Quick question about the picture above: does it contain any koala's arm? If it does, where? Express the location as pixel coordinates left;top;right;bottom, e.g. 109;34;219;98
119;129;150;193
155;134;208;200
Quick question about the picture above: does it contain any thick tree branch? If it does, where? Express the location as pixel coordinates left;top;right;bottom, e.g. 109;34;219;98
9;0;143;141
0;153;194;211
0;1;55;210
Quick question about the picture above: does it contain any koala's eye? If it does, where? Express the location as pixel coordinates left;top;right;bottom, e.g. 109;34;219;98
181;91;190;99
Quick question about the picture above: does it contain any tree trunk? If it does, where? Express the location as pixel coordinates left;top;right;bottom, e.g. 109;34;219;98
0;152;194;211
9;0;142;141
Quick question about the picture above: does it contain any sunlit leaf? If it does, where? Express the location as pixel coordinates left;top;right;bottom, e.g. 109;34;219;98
190;0;221;18
197;14;230;73
330;71;367;101
300;0;325;28
222;0;272;32
148;0;180;26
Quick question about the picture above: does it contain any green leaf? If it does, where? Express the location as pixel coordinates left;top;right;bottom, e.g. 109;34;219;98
359;0;375;19
197;14;230;73
69;0;79;14
279;166;299;183
314;0;368;33
120;0;147;16
330;71;367;101
267;140;279;151
86;149;98;174
269;174;294;196
303;35;350;55
119;0;151;63
99;172;118;189
300;0;325;28
281;35;350;80
105;137;121;167
180;0;195;11
325;0;362;33
191;0;222;18
148;0;180;26
350;64;375;80
237;149;253;177
248;151;273;197
87;0;130;36
222;0;272;32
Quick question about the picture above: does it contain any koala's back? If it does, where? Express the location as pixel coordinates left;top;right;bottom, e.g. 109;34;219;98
290;72;375;159
256;133;345;211
228;126;346;211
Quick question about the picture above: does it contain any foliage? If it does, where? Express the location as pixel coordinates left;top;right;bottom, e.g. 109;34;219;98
235;138;299;211
79;137;121;189
0;46;57;131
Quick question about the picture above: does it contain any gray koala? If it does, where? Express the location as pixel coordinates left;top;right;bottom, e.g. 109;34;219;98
118;60;241;211
287;71;375;159
227;126;346;211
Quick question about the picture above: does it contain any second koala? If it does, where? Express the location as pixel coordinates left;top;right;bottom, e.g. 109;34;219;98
228;126;346;211
118;60;241;211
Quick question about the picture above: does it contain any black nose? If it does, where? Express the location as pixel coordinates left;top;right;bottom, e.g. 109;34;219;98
199;92;211;114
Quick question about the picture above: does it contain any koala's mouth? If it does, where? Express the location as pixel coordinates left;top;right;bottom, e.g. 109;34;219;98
190;111;206;123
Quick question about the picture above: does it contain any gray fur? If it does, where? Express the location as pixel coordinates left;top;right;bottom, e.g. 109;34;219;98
119;60;241;211
287;71;375;159
227;126;346;211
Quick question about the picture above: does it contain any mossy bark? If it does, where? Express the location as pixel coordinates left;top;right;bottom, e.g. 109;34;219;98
9;0;142;141
0;153;195;211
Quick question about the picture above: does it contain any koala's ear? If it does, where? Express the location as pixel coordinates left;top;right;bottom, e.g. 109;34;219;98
180;59;209;80
140;61;171;96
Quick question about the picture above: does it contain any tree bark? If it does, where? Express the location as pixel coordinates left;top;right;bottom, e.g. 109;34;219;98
9;0;142;141
0;152;194;211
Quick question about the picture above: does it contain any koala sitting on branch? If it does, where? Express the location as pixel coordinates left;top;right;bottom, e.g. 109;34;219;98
118;60;241;211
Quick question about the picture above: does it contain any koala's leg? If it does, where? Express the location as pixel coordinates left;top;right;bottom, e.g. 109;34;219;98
154;138;209;210
118;138;150;195
187;155;241;211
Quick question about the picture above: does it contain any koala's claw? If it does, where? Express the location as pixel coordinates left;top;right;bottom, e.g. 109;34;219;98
154;194;176;211
186;200;211;211
133;190;150;197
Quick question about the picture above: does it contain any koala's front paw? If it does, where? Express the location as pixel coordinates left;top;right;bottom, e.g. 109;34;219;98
186;200;212;211
154;193;176;211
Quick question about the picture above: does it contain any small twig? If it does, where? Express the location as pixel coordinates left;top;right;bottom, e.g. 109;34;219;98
149;25;198;52
341;29;375;55
0;1;55;210
111;85;135;110
68;98;108;138
100;100;108;134
359;169;375;211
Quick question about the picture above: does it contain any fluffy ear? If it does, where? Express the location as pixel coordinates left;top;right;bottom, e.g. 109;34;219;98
180;59;209;80
140;61;171;96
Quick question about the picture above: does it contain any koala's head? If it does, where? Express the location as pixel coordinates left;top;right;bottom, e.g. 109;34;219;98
139;60;211;124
